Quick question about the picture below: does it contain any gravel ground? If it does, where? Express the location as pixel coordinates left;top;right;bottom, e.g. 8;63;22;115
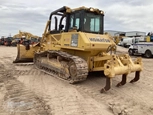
0;45;153;115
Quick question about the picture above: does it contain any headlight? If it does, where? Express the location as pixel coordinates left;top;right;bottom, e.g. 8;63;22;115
100;11;104;14
90;8;94;12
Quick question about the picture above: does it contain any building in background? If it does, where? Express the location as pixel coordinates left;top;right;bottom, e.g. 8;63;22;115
104;30;124;36
104;30;146;37
125;31;146;37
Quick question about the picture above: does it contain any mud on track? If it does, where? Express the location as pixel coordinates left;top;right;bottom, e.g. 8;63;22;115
0;46;153;115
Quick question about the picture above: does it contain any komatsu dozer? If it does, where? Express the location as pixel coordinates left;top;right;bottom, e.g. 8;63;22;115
13;6;143;92
12;30;40;46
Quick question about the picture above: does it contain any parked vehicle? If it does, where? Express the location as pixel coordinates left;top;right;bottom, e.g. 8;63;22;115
119;36;146;48
12;31;40;46
118;37;138;47
0;38;4;45
4;37;13;46
11;38;20;46
128;42;153;58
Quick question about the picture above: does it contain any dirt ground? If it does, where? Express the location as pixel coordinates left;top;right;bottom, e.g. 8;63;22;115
0;46;153;115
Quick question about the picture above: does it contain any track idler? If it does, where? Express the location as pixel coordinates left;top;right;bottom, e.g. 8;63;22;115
101;54;142;93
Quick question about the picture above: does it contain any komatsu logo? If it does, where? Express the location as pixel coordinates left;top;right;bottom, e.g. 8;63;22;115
89;38;110;42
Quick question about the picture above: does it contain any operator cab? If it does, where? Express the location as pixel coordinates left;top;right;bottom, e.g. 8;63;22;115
49;6;104;34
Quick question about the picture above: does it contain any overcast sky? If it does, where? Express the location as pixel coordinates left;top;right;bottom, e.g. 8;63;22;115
0;0;153;37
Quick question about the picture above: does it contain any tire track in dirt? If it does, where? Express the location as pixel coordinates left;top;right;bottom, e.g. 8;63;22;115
1;46;152;115
80;57;150;115
73;72;153;115
13;63;113;115
0;63;51;115
12;59;153;115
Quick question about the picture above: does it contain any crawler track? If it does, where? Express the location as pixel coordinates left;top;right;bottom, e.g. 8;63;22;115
34;50;88;83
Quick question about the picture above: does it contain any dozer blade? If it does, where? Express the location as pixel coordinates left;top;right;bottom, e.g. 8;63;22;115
13;44;36;63
101;54;142;93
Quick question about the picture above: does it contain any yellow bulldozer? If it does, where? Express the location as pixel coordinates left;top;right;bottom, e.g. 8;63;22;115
12;30;40;46
13;6;143;93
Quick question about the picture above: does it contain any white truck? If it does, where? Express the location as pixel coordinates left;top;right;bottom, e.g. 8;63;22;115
119;36;145;48
118;37;138;47
128;42;153;58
